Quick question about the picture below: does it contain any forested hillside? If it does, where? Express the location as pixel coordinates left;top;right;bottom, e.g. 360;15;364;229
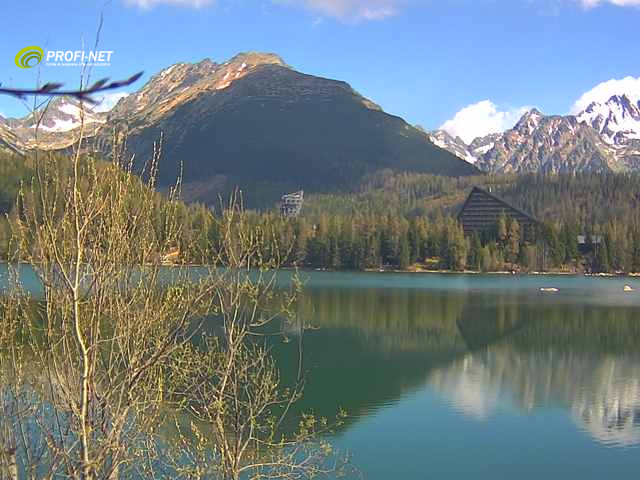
1;151;639;274
303;170;640;227
296;171;640;273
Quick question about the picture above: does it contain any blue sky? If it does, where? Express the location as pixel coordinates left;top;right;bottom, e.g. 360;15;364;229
1;0;639;142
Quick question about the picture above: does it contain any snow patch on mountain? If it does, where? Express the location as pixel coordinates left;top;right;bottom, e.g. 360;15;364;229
33;100;105;133
473;142;494;155
428;129;478;164
576;95;640;145
571;76;640;114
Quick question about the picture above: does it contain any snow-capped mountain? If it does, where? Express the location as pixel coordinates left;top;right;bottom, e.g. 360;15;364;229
428;130;501;165
5;97;107;150
9;97;105;133
577;94;640;146
476;110;616;173
469;133;501;158
428;130;477;163
433;96;640;174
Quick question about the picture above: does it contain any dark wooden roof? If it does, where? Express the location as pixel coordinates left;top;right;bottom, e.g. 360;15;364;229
458;186;538;236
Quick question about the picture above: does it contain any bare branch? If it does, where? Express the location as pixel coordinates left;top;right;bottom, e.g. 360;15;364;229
0;72;143;103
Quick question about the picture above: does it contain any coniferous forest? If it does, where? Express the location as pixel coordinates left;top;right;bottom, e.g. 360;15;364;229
1;152;639;274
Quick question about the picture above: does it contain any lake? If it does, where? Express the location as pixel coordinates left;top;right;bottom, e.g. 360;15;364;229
3;266;640;478
279;271;640;479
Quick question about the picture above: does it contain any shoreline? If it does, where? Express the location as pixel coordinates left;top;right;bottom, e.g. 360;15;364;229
2;261;639;279
321;267;640;278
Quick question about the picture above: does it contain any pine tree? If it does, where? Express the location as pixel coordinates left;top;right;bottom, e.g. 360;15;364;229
507;219;521;264
497;211;508;245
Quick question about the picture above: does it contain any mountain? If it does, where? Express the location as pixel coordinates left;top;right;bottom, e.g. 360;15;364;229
576;94;640;170
433;96;640;174
0;117;23;155
428;130;477;164
476;109;617;173
107;53;478;205
8;96;106;133
1;52;477;207
108;53;287;125
468;133;501;160
428;129;499;165
577;94;640;146
6;97;106;151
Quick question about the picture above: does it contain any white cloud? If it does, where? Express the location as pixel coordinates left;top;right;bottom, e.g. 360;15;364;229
578;0;640;7
570;76;640;113
440;100;530;144
93;92;130;113
277;0;402;21
124;0;214;8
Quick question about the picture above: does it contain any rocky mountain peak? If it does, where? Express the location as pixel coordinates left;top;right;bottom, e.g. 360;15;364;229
514;108;543;135
226;51;287;68
577;93;640;146
11;97;105;133
438;98;640;174
428;129;476;163
108;52;291;124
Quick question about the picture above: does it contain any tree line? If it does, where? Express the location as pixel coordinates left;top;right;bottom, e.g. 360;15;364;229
1;152;640;273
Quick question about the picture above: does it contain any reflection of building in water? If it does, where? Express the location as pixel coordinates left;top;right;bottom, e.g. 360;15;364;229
428;349;640;447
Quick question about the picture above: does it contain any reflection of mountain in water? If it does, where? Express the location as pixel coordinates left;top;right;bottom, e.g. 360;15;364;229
428;347;640;446
571;357;640;447
427;304;640;446
286;285;640;447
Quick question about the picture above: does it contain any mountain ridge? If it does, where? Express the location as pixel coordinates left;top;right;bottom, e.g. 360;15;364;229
431;95;640;173
1;51;477;207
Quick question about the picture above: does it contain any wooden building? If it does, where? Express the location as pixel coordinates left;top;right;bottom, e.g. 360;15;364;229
458;186;538;239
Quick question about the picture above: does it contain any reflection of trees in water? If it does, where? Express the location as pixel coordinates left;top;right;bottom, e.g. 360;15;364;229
297;287;468;353
271;288;470;430
290;286;640;446
11;288;640;448
277;288;531;430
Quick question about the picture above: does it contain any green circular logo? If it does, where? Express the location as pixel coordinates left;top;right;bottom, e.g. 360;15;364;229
15;46;44;69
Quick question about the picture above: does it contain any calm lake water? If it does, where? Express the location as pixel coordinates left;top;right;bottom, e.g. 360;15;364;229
3;265;640;479
281;271;640;480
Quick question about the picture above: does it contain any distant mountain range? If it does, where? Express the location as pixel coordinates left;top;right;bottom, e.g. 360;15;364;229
429;95;640;173
0;52;477;207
